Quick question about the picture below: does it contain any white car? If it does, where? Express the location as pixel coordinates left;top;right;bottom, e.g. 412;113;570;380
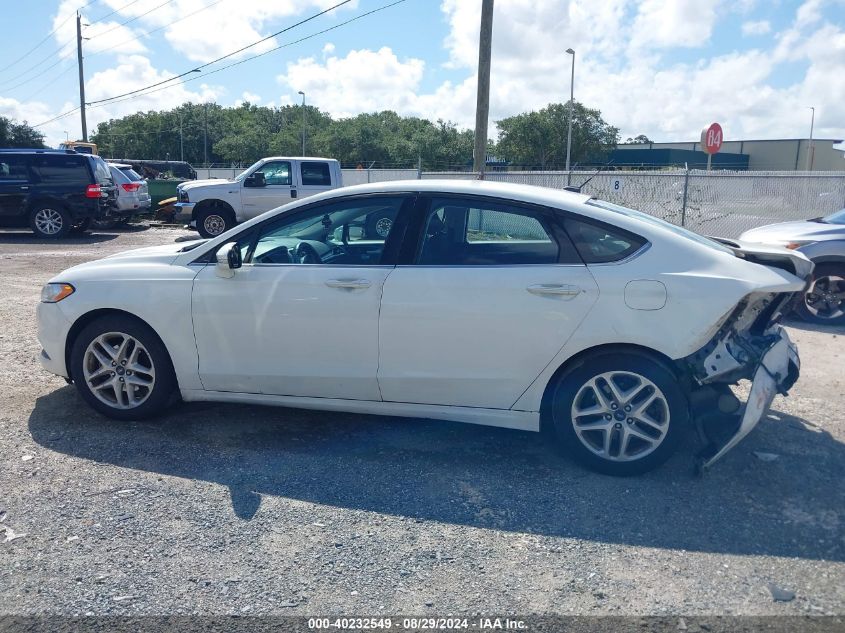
175;157;343;238
37;180;809;475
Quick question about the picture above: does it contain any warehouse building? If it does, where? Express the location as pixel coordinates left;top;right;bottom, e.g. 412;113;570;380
611;138;845;171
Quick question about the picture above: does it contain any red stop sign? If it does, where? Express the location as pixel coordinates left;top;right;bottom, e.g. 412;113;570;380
701;123;723;154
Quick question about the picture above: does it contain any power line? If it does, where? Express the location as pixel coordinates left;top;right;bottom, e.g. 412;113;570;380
20;64;78;102
96;0;409;108
87;0;173;40
33;0;404;129
0;40;76;88
88;0;144;25
0;1;99;75
87;0;226;57
87;0;352;106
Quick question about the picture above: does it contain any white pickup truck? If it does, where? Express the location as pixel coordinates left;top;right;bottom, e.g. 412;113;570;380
175;157;342;237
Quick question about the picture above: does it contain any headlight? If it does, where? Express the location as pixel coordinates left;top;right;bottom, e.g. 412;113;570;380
178;189;189;202
41;283;75;303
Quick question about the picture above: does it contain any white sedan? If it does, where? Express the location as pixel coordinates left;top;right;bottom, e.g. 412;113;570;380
37;180;809;475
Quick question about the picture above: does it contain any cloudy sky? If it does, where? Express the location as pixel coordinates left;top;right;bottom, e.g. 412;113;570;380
1;0;843;148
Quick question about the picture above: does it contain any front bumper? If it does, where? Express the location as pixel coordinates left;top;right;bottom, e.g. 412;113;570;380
36;302;72;379
174;202;195;223
698;327;799;471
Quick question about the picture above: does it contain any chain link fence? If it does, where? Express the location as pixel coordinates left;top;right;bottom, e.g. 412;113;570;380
416;169;845;238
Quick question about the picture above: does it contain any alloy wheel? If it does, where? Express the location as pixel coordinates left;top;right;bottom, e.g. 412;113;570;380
34;208;64;235
570;370;671;462
203;214;226;236
82;332;156;409
804;274;845;320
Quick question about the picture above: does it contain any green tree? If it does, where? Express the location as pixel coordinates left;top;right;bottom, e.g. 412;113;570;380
0;116;46;148
495;102;619;169
625;134;653;144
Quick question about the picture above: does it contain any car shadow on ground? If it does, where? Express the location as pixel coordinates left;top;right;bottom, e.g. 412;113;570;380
29;386;845;561
0;232;119;245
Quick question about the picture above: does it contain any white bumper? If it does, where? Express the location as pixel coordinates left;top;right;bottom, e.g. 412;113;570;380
36;302;73;379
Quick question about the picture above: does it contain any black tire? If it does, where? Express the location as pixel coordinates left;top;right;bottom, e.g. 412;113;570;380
70;314;177;421
795;263;845;325
196;204;235;238
548;350;689;476
70;217;92;233
29;204;71;238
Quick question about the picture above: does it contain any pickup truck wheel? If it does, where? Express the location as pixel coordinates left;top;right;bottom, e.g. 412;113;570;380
30;205;71;238
796;264;845;325
549;351;688;476
196;206;233;238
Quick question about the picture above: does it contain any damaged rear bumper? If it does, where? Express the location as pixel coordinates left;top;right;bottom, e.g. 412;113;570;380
696;327;799;470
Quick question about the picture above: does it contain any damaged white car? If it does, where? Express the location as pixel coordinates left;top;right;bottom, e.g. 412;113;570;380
36;180;810;475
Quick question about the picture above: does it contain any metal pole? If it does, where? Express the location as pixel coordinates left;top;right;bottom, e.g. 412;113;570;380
203;104;208;166
179;111;184;162
806;106;815;171
299;91;306;156
706;153;712;172
76;13;88;141
473;0;494;177
680;162;690;227
417;155;422;179
565;48;575;185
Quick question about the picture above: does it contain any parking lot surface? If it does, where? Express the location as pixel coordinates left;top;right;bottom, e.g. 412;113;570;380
0;227;843;616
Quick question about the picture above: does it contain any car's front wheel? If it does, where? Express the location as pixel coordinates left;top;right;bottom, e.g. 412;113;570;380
796;263;845;325
70;314;176;420
196;204;234;238
548;351;688;475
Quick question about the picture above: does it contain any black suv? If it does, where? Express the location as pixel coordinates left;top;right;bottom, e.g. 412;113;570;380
0;149;118;238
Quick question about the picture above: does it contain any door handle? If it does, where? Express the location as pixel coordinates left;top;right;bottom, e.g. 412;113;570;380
290;189;297;198
526;284;582;298
325;278;371;290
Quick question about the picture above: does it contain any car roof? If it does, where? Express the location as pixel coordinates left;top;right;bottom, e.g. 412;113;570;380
108;163;133;169
318;178;593;207
259;156;339;162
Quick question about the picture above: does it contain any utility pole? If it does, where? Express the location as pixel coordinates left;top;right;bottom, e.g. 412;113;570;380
564;48;575;185
805;106;815;171
203;104;208;166
298;91;306;156
473;0;494;176
179;110;184;162
76;12;88;141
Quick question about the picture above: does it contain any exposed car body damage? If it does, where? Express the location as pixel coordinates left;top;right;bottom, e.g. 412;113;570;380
681;243;811;471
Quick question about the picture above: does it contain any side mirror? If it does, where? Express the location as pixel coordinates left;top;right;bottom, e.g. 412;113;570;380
244;171;266;187
215;242;242;278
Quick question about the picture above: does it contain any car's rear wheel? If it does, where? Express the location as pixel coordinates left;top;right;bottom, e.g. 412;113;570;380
30;204;71;238
796;264;845;325
70;314;176;420
196;204;234;238
549;351;688;475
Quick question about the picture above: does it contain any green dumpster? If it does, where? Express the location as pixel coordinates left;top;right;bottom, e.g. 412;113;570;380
147;179;187;208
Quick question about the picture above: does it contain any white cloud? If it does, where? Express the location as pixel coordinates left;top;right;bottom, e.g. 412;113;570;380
629;0;720;49
742;20;771;36
277;47;425;118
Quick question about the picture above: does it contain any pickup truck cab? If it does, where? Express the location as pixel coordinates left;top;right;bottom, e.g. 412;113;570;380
175;157;342;238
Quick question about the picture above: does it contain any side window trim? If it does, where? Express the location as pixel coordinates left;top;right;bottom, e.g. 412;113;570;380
192;193;418;266
403;194;582;267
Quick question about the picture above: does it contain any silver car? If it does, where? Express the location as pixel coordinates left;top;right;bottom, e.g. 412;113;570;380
740;209;845;324
108;163;151;215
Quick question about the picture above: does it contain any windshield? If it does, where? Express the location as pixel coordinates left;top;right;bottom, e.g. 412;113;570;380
587;199;734;254
234;159;264;181
823;208;845;224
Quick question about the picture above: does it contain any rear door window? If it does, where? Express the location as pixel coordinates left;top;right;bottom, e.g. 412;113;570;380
300;161;332;186
91;157;113;185
563;217;646;263
34;155;91;185
119;167;144;181
0;155;31;181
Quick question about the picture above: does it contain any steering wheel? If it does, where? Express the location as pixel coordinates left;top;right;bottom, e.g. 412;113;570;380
294;241;322;264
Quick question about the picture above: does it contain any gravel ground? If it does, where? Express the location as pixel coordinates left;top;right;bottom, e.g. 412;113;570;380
0;225;843;618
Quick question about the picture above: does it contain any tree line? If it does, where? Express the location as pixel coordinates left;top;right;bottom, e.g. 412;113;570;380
3;101;625;170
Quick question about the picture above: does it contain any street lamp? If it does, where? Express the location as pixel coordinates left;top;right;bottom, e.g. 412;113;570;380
806;106;815;171
298;90;306;156
565;48;575;185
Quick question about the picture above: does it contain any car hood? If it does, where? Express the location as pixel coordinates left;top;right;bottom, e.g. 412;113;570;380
179;178;237;191
51;241;207;283
739;219;845;243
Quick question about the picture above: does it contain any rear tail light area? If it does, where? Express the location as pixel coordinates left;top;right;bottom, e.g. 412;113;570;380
121;183;142;192
85;184;103;198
